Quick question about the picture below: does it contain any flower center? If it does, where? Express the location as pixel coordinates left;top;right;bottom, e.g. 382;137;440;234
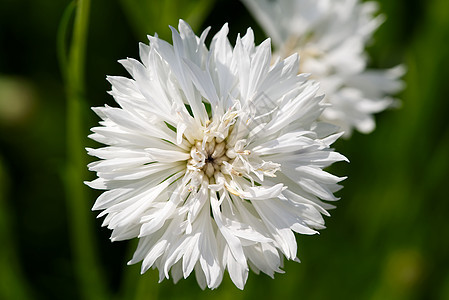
187;138;231;178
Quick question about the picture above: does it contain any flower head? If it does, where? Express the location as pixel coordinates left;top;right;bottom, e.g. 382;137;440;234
87;20;346;289
242;0;405;137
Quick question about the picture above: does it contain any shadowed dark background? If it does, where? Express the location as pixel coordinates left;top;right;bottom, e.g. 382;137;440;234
0;0;448;299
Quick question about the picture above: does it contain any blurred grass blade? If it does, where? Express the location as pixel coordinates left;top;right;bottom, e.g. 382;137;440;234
119;0;215;40
0;157;32;299
61;0;110;299
57;1;76;81
185;0;215;31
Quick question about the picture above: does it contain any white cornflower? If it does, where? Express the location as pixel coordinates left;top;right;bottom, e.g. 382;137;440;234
242;0;405;137
86;20;346;290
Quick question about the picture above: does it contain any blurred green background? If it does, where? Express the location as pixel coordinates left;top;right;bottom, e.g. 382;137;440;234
0;0;448;299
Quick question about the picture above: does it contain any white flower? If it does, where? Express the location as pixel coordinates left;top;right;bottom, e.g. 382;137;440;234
242;0;405;137
86;20;346;290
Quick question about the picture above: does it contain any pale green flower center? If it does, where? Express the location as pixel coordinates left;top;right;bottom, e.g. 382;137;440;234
187;138;231;179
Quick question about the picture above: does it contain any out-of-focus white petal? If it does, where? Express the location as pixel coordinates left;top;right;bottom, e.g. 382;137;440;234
242;0;405;137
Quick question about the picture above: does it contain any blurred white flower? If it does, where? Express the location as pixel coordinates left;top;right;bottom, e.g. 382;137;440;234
242;0;405;136
86;20;346;290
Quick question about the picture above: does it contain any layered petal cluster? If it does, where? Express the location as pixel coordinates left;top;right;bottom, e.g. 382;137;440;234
87;20;346;289
242;0;405;136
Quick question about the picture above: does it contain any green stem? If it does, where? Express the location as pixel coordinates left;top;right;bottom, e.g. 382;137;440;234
68;0;89;90
63;0;109;299
57;1;76;81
